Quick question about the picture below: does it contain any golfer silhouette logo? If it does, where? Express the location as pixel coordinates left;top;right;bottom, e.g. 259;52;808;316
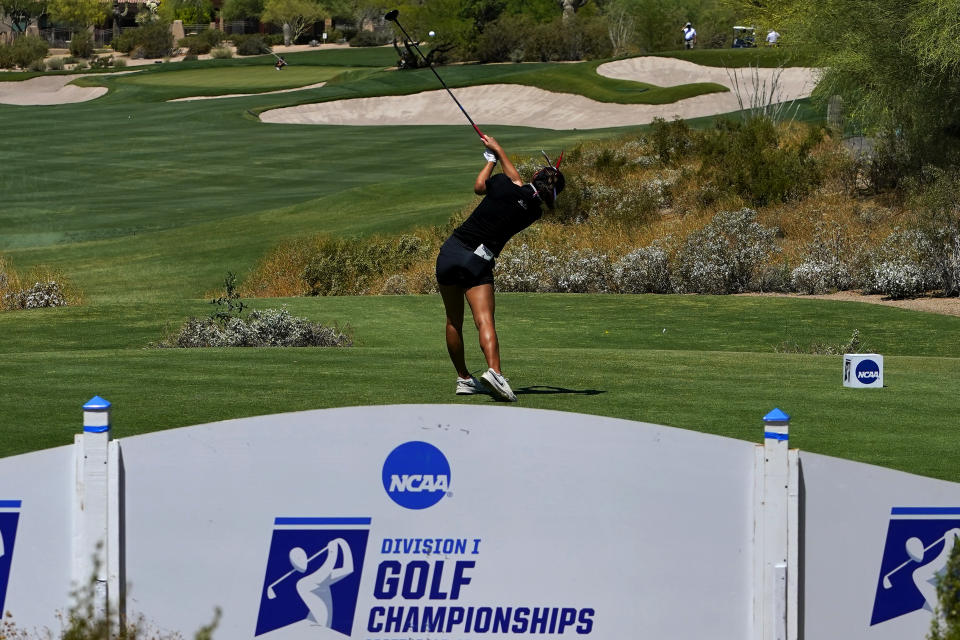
870;507;960;625
255;518;370;637
0;501;21;616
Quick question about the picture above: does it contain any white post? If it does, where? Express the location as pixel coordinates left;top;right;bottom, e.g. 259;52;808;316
74;396;123;630
753;408;798;640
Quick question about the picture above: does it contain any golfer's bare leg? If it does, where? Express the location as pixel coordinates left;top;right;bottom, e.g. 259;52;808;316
439;284;470;379
464;284;501;373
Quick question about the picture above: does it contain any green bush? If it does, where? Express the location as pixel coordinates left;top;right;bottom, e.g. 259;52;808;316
349;29;388;47
111;29;138;54
47;56;67;70
0;45;13;69
179;28;223;54
475;14;611;62
69;29;94;58
232;33;270;55
113;22;174;58
178;34;212;54
210;45;232;58
89;54;114;69
697;117;823;206
7;34;49;69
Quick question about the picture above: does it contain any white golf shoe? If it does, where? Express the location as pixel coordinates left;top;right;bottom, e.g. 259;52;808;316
481;368;517;402
456;376;491;396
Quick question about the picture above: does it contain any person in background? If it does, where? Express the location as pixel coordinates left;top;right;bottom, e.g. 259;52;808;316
682;22;697;49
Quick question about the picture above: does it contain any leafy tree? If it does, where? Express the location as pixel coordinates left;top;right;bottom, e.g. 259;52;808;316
159;0;213;23
732;0;960;172
47;0;107;27
0;0;47;32
221;0;264;20
261;0;326;43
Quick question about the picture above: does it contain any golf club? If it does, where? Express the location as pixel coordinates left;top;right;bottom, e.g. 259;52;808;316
266;542;332;599
384;8;484;138
881;534;952;589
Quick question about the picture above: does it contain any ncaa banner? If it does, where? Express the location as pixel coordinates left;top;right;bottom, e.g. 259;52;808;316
117;405;756;639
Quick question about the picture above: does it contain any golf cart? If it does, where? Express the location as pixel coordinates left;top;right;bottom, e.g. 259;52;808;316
732;25;756;48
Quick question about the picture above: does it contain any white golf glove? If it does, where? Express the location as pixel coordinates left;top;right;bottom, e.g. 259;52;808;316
483;150;497;164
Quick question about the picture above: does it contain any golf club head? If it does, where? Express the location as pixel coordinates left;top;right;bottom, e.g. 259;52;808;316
882;576;893;589
384;9;399;22
267;586;278;599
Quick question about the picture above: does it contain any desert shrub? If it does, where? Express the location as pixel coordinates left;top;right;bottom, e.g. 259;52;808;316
161;308;353;348
775;329;868;355
89;54;114;68
866;228;938;298
302;234;431;296
613;242;672;293
523;15;612;62
4;281;68;310
178;34;212;54
47;56;67;70
27;57;47;71
113;56;127;67
111;29;138;53
69;29;94;58
210;45;232;58
74;58;89;69
647;117;693;165
8;34;48;69
906;168;960;296
233;33;270;55
114;22;174;58
350;29;388;47
790;221;858;294
928;536;960;640
698;117;823;206
672;208;779;294
495;245;613;293
0;44;13;69
475;14;534;63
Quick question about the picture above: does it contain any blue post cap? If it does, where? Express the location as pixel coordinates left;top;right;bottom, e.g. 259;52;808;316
763;408;790;423
83;396;111;411
83;396;111;433
763;407;789;442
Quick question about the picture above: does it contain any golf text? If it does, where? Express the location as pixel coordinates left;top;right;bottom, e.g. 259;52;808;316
368;537;595;635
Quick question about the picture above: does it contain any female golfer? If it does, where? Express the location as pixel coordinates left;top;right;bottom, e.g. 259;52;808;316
435;135;564;401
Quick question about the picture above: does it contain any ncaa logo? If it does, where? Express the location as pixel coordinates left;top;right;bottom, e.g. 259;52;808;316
871;507;960;625
856;359;881;384
0;500;21;616
382;441;451;510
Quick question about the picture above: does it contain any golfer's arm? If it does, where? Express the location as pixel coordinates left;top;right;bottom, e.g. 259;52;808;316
474;162;495;195
497;152;522;186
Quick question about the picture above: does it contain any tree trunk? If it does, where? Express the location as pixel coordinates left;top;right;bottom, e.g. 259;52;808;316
283;22;291;45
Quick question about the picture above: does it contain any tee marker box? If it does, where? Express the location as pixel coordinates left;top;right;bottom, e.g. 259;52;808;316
843;353;884;388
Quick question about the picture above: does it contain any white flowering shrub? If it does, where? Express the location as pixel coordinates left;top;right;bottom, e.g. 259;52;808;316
865;228;938;298
554;249;614;293
790;221;857;294
613;243;672;293
495;245;613;293
495;244;559;292
672;208;779;294
160;308;352;348
3;281;67;310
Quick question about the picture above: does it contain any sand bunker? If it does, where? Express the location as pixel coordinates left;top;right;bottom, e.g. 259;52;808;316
0;74;107;105
260;57;819;129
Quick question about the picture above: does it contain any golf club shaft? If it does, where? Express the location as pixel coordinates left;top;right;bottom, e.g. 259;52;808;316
882;534;950;586
390;16;483;138
268;543;331;594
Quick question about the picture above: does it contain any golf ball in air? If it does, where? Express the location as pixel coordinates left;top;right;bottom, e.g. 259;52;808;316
429;30;436;37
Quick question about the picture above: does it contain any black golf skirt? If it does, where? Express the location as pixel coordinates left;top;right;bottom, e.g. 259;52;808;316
435;235;495;288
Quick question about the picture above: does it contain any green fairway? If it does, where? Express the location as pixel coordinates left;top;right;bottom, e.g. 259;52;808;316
119;66;357;96
1;294;958;482
4;47;953;484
